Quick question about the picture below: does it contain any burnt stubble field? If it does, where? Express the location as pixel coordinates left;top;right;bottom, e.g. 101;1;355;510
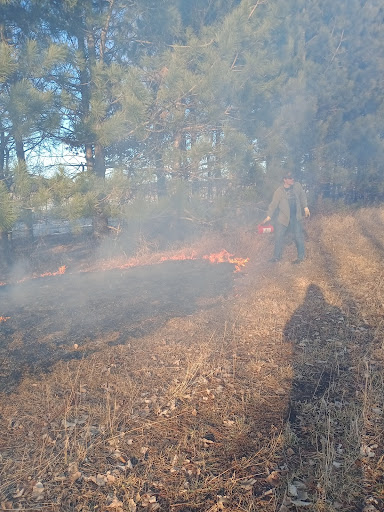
0;261;234;393
0;207;383;512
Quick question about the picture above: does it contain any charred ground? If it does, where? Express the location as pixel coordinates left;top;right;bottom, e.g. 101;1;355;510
0;207;383;512
0;260;234;392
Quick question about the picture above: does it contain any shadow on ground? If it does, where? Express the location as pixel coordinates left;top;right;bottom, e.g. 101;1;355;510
283;283;375;509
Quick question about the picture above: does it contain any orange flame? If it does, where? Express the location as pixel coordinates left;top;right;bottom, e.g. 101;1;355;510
117;249;248;272
203;250;249;272
0;316;10;323
0;266;67;287
40;265;66;277
0;249;248;288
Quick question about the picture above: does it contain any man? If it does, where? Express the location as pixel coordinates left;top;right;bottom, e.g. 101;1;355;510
262;172;310;263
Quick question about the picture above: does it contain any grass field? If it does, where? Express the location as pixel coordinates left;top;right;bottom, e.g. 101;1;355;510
0;206;383;511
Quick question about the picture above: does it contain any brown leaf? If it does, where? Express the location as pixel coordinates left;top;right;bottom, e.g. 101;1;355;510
266;470;281;486
32;481;45;500
106;497;124;510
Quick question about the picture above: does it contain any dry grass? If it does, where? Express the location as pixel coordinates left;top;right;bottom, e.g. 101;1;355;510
0;206;384;511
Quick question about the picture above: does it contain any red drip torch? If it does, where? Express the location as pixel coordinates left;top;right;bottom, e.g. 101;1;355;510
258;224;274;234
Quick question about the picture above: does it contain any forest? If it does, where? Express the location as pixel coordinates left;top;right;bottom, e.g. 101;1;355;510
1;0;383;249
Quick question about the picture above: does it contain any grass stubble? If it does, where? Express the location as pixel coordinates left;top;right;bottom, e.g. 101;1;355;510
0;206;383;511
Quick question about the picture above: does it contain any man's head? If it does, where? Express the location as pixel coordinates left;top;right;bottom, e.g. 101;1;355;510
283;172;295;188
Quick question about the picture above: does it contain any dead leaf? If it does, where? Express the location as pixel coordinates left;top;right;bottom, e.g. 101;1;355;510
12;488;24;498
85;474;108;486
240;478;256;490
266;470;280;486
32;481;45;500
69;471;82;483
141;494;157;507
96;474;108;486
288;483;298;497
106;472;116;483
361;444;376;458
106;497;124;510
113;449;127;463
62;419;77;428
128;498;137;512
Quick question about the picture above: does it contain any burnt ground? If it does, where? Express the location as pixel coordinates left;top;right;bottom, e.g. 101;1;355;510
0;261;235;393
0;208;384;512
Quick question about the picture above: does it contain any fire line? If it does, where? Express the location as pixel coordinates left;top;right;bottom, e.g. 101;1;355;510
0;265;67;287
0;249;249;287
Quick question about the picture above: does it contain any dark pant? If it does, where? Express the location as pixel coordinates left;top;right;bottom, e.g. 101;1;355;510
274;218;305;260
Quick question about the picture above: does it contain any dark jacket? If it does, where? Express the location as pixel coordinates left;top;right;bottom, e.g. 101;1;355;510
267;182;308;227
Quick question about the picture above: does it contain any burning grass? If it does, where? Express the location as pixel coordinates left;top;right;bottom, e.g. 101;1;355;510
0;207;384;511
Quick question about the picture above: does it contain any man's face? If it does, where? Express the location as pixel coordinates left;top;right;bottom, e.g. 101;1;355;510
283;176;294;188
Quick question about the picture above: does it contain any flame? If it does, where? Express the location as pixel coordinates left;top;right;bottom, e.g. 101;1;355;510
203;250;249;272
0;249;248;288
0;316;10;323
117;249;248;272
0;265;67;287
40;265;66;277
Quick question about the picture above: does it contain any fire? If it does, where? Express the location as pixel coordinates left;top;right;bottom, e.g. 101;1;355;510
0;316;10;323
0;249;248;288
158;249;249;272
117;249;249;272
40;265;66;277
0;265;67;287
203;250;249;272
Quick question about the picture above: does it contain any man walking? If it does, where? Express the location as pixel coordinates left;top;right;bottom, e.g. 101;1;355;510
262;172;310;263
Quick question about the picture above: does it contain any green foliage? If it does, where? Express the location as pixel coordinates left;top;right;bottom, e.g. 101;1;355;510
0;42;17;82
0;181;17;231
12;162;32;199
0;0;383;237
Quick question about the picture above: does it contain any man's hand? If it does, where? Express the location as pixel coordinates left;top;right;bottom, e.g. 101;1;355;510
262;216;271;224
304;207;310;218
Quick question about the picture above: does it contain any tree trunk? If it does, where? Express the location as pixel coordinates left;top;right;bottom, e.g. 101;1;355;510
24;207;34;241
155;152;167;198
15;136;25;163
94;142;106;178
85;144;94;173
92;205;109;238
0;230;12;268
0;131;5;180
